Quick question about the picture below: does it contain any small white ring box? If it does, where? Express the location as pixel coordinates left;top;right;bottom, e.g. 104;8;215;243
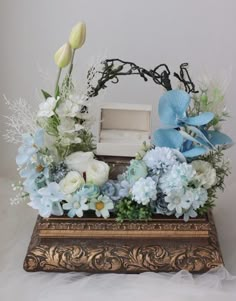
96;103;152;157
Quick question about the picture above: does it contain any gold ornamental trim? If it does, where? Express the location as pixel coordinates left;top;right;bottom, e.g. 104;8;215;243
39;229;209;238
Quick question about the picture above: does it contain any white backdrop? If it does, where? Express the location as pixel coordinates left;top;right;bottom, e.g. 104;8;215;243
0;1;236;299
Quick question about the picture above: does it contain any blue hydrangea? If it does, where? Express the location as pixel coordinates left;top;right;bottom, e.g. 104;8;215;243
159;162;196;194
131;177;157;205
118;180;132;198
16;128;44;166
151;189;174;215
143;147;180;173
101;180;121;201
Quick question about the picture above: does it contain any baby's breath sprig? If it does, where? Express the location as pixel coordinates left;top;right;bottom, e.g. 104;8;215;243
10;182;29;205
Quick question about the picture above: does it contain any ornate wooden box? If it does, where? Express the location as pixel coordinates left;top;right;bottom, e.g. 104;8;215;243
23;210;223;273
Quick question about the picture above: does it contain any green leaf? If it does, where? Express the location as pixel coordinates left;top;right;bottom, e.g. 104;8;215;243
41;89;52;100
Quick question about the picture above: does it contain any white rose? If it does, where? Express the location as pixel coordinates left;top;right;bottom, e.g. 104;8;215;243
59;171;85;194
86;159;110;186
65;151;94;174
37;97;58;118
191;160;217;189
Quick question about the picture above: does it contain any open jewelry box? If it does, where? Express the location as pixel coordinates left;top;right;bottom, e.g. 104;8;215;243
96;103;152;178
96;103;152;157
23;103;223;273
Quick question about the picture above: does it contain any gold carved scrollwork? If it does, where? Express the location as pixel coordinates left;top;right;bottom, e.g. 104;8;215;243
23;211;223;273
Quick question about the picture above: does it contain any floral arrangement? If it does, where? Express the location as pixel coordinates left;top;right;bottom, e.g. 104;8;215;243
4;22;233;222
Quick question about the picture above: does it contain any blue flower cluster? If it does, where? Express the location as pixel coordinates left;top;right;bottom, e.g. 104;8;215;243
16;129;115;219
154;90;233;157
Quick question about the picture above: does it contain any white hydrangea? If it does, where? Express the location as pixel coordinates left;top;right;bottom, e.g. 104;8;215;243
143;147;184;172
191;160;217;189
131;177;157;205
159;162;196;194
57;117;84;135
37;97;58;118
56;98;79;118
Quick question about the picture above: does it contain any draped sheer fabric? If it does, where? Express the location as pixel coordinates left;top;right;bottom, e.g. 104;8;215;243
0;178;236;301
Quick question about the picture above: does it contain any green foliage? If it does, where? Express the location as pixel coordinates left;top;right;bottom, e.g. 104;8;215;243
115;198;152;223
197;199;215;215
60;74;74;101
41;89;52;100
70;130;96;153
56;130;96;160
45;115;60;136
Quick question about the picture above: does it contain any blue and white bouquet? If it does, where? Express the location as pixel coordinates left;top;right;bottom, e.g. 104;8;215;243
4;22;233;222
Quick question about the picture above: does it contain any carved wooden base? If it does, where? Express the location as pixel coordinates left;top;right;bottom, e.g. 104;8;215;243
23;211;223;273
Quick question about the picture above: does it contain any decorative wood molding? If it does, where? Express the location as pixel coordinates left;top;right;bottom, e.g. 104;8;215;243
23;211;223;273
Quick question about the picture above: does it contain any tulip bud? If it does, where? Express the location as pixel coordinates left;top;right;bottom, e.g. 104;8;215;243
54;42;72;68
69;22;86;49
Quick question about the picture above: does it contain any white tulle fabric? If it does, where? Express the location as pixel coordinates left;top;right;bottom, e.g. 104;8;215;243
0;178;236;301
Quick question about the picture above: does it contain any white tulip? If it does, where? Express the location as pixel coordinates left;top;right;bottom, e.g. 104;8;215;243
65;151;94;174
86;159;110;186
59;171;85;194
54;42;72;68
69;22;86;49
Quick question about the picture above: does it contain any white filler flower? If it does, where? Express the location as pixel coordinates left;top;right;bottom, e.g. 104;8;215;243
90;195;114;218
191;160;217;189
86;159;110;186
59;171;85;194
37;97;58;118
165;188;192;215
131;177;157;205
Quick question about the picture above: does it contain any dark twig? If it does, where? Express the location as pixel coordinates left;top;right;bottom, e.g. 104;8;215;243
173;63;198;94
88;59;172;97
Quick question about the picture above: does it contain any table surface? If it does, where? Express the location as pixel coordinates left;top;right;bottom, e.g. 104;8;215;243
0;177;236;301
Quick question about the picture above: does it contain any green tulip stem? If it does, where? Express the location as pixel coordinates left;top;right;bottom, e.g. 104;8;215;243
54;68;62;97
68;49;76;78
